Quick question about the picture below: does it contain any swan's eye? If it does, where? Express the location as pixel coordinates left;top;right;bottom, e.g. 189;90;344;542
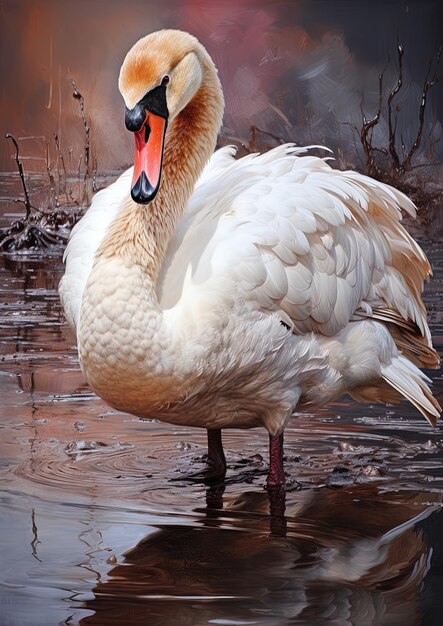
161;75;170;86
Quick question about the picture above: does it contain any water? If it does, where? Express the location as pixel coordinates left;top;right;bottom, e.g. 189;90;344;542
0;201;442;625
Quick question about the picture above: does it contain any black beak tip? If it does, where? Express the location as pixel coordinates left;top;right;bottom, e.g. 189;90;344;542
131;171;158;204
125;105;146;133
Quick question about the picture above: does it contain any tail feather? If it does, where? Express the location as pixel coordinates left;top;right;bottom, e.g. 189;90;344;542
354;307;440;369
381;356;441;426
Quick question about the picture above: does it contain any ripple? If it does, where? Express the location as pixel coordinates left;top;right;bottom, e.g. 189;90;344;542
14;441;153;499
1;244;443;626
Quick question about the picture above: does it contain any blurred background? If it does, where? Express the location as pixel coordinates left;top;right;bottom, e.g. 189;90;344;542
1;0;441;178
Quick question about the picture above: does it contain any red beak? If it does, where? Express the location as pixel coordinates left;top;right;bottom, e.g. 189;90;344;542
131;112;167;204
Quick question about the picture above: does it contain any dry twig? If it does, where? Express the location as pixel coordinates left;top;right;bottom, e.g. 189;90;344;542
360;43;442;179
5;133;34;219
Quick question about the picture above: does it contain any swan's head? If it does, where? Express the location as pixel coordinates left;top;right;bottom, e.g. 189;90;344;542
119;30;206;204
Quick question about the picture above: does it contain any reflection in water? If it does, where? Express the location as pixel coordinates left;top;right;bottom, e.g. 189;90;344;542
80;486;438;626
0;241;442;625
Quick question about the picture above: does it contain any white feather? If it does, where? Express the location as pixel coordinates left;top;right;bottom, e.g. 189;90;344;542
59;168;133;330
159;145;433;345
61;146;440;431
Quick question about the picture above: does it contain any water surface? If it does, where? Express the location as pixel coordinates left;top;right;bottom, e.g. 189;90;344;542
0;198;442;625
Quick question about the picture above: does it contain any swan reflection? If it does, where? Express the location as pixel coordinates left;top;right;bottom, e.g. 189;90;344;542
80;484;439;626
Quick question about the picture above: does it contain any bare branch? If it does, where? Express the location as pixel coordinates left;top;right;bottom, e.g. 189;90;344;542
403;45;442;170
387;42;404;171
54;133;67;197
45;140;57;209
5;133;33;219
1;77;94;250
249;125;285;152
71;79;91;205
360;72;384;177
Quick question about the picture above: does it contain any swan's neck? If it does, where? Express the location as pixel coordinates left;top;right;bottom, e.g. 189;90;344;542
78;62;223;408
97;58;223;284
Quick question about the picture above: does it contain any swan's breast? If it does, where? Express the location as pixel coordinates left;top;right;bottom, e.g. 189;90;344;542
78;254;183;413
59;169;133;331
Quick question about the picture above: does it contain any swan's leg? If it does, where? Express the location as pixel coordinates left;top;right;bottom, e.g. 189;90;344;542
206;428;226;477
267;433;285;487
172;428;226;482
268;484;287;536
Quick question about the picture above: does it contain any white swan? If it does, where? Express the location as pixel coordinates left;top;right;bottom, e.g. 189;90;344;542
59;29;440;486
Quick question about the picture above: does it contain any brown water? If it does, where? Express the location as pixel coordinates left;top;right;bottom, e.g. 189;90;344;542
0;197;442;625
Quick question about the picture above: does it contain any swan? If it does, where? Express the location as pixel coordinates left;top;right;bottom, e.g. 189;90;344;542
59;29;440;487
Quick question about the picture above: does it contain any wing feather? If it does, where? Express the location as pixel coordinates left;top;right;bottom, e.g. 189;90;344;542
158;145;434;349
